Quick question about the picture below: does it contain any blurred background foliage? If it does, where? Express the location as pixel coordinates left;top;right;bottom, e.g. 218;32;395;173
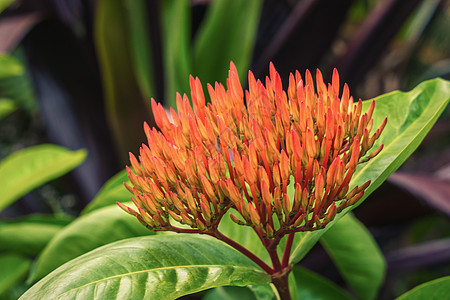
0;0;449;299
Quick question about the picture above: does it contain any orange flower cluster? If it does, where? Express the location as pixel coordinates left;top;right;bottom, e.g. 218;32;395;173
118;62;386;238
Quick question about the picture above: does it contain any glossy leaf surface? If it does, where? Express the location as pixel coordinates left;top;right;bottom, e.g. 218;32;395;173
30;203;150;282
395;276;450;300
21;235;270;299
289;78;450;264
0;144;86;212
321;213;385;300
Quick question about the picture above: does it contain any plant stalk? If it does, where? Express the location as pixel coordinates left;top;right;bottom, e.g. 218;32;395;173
271;265;292;300
211;231;274;274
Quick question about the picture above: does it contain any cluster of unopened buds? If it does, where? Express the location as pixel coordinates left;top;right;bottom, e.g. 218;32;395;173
119;62;386;245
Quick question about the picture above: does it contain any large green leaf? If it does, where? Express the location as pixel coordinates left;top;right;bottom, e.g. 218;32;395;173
193;0;262;85
395;276;450;300
0;145;87;212
82;169;130;214
30;203;150;282
289;78;450;264
0;254;30;296
320;214;385;300
161;0;192;107
20;235;270;299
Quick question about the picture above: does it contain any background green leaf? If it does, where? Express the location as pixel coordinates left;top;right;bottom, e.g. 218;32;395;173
320;213;385;300
395;276;450;300
123;0;156;98
94;0;151;161
0;144;87;212
161;0;192;106
21;235;271;300
0;216;70;256
0;254;30;297
289;78;450;264
193;0;262;84
0;98;17;120
218;209;270;265
0;53;36;113
293;266;354;300
30;203;150;282
204;286;258;300
81;169;130;214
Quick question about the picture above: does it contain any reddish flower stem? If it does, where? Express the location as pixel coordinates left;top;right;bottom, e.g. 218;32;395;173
281;233;295;268
211;231;274;275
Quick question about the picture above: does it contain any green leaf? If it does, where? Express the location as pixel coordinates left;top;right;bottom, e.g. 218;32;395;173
293;266;354;300
21;235;270;299
0;54;23;79
0;98;17;120
0;0;14;14
395;276;450;300
30;203;151;282
219;209;270;265
0;53;36;113
0;254;30;296
94;0;151;160
82;169;130;214
161;0;192;107
123;0;156;98
193;0;262;85
204;286;257;300
0;145;87;212
289;78;450;264
320;213;385;300
0;221;64;256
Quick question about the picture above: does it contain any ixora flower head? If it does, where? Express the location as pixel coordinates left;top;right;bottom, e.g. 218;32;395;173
119;62;385;236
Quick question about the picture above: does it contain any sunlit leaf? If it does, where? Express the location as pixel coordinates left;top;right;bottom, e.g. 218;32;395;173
21;235;270;299
289;78;450;264
0;144;87;212
321;213;385;300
